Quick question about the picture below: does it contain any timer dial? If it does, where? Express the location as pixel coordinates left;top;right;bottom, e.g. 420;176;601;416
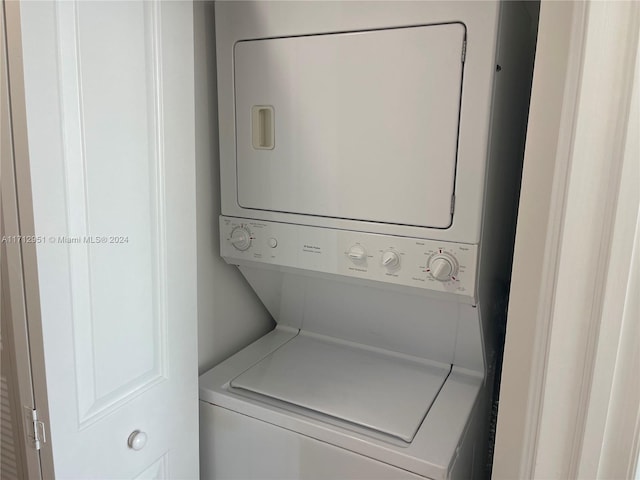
381;250;400;269
230;226;252;251
428;252;458;281
347;245;367;263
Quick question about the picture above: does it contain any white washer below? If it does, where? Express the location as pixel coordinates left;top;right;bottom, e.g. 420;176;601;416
199;326;484;480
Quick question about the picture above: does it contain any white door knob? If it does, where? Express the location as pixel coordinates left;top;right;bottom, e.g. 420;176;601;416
128;430;147;451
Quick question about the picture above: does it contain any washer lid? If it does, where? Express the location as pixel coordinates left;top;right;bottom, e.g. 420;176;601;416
229;331;451;443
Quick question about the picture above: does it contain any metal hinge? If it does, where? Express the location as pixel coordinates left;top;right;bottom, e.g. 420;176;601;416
461;40;467;63
24;406;46;450
451;195;456;214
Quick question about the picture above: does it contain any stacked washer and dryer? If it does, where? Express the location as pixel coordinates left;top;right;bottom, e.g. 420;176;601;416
199;2;537;479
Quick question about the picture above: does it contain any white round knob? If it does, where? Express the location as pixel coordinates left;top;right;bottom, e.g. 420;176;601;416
347;245;367;263
268;237;278;248
230;227;251;251
428;252;458;282
430;258;453;281
127;430;147;451
381;250;400;269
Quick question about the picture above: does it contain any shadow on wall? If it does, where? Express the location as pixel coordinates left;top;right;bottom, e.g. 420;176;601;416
194;0;274;374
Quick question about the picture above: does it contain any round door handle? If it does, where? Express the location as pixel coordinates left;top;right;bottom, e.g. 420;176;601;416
127;430;147;451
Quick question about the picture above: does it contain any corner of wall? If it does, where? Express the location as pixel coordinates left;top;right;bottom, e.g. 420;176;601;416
193;1;274;374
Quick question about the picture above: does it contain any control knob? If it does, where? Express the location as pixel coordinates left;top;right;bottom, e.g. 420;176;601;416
381;250;400;269
230;226;252;251
428;252;458;282
347;245;367;263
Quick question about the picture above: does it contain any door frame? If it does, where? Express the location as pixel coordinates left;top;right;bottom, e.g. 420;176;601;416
2;1;55;477
4;0;639;478
493;1;640;478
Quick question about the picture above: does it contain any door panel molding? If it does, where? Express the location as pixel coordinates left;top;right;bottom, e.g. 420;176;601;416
134;452;169;480
53;0;169;429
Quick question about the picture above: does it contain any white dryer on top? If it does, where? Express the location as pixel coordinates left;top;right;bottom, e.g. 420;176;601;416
215;1;512;244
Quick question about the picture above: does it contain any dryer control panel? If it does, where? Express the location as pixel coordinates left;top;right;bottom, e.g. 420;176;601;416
220;216;478;299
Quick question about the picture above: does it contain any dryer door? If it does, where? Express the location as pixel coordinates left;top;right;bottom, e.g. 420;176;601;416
234;23;465;229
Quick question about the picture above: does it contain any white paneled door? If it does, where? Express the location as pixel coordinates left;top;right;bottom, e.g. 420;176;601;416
5;1;198;478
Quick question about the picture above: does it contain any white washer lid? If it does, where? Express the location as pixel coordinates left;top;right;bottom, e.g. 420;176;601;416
230;331;451;443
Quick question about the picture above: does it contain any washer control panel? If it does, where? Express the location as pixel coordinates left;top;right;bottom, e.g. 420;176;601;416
220;216;478;298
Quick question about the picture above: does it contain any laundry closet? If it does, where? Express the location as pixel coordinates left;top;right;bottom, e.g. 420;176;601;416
199;2;537;479
1;1;538;479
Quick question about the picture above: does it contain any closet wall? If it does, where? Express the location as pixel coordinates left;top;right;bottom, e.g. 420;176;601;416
194;1;274;374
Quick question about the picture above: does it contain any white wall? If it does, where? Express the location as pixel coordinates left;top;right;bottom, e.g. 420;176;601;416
580;32;639;478
194;1;274;374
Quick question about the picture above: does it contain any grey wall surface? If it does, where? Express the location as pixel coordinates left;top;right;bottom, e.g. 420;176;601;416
194;1;274;374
